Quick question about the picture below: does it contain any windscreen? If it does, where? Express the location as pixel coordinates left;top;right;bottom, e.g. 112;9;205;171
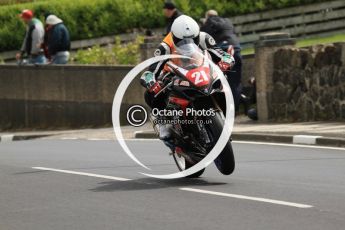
172;39;204;70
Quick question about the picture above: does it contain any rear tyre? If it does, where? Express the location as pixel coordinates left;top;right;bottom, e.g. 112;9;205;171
172;152;205;178
208;112;235;175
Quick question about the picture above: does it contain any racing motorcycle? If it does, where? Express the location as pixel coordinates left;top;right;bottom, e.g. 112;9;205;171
151;39;235;178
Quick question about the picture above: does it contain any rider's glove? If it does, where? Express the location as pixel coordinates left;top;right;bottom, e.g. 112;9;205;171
140;71;162;94
140;71;156;88
150;81;163;94
218;53;235;72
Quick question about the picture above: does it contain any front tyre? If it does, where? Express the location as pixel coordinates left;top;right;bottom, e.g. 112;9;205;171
208;112;235;175
172;153;205;178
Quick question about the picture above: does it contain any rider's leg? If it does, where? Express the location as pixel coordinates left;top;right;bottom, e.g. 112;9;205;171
144;90;174;149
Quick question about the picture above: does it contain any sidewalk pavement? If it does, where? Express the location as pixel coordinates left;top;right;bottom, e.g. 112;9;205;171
0;116;345;147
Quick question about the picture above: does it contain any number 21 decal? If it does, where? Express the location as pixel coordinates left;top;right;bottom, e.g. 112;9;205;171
191;70;208;85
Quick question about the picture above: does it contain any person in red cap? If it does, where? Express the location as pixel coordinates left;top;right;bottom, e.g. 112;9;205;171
16;9;46;64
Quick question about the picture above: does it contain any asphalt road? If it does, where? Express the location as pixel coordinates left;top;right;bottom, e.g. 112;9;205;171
0;139;345;230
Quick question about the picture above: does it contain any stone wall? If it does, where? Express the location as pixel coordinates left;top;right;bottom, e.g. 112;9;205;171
242;54;255;86
271;43;345;121
0;44;255;131
254;33;296;121
0;64;146;131
6;35;343;131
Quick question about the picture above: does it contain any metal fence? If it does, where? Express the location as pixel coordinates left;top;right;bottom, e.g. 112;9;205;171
231;0;345;47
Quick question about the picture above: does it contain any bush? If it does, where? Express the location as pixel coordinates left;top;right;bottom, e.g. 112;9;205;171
0;0;333;52
73;36;143;65
0;0;43;6
112;36;144;64
73;45;117;65
0;0;164;52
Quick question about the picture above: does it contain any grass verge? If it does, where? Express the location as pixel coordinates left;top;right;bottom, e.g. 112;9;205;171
241;33;345;55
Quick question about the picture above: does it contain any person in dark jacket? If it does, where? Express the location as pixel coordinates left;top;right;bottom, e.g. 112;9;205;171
42;12;53;60
45;15;70;64
201;10;242;112
201;10;240;50
163;2;182;35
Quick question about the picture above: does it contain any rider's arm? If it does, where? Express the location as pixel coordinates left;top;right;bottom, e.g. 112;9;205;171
148;42;170;78
140;42;170;93
199;32;224;62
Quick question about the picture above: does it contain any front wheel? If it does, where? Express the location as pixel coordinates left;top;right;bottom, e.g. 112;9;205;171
172;152;205;178
207;112;235;175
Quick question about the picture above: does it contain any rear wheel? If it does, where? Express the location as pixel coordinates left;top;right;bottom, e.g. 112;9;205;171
208;112;235;175
172;152;205;178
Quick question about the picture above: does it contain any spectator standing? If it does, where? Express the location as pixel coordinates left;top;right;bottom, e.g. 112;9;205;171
42;12;53;59
201;10;240;51
45;15;71;64
16;9;46;64
163;2;182;35
201;10;242;112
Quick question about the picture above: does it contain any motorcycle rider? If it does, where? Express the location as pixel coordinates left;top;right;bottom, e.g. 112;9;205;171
140;15;234;142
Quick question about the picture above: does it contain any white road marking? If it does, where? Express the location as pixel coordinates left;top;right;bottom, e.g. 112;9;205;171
32;167;132;181
124;138;160;141
1;134;14;142
126;139;345;151
233;140;345;151
87;138;113;141
179;187;313;208
53;138;345;151
293;135;322;145
60;138;113;141
134;131;144;134
32;166;315;208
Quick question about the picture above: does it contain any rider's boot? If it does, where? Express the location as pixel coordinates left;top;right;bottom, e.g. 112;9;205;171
151;114;175;150
158;124;173;140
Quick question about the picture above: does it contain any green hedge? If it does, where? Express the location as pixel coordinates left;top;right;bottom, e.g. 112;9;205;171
73;36;144;65
0;0;333;52
0;0;40;6
0;0;165;51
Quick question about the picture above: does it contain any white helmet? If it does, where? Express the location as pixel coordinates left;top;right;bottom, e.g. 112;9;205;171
171;15;200;44
46;15;63;25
